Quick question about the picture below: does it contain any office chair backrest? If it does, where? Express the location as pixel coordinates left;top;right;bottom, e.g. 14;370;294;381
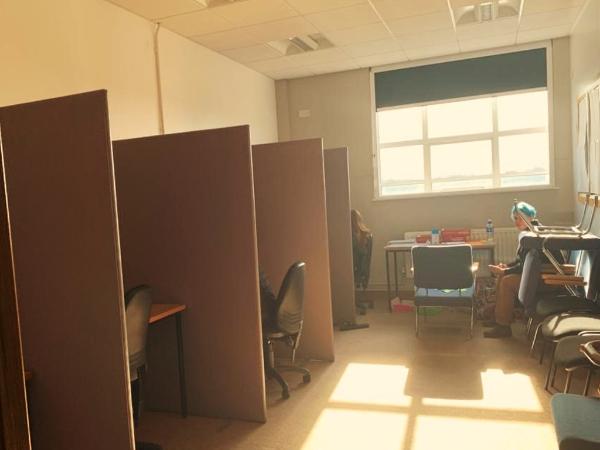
412;245;473;290
276;261;306;335
125;285;153;378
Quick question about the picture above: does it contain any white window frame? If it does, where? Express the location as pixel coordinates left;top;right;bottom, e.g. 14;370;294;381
370;41;556;201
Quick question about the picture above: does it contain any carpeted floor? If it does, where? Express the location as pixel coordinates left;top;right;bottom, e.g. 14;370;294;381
136;302;595;449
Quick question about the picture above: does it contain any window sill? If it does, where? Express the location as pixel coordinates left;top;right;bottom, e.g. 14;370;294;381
372;184;559;202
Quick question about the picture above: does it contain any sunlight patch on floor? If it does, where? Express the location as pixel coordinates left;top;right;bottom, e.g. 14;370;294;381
422;369;543;412
412;416;557;450
329;363;412;407
301;408;407;450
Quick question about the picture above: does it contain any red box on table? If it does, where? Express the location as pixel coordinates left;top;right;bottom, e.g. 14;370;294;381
441;228;471;243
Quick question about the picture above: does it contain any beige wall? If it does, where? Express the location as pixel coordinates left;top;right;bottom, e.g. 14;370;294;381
277;39;575;288
570;0;600;231
0;0;277;143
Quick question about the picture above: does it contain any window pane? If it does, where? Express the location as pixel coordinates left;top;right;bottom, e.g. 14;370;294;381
380;145;424;195
431;140;492;181
499;133;549;187
427;98;492;138
497;90;548;131
377;106;422;143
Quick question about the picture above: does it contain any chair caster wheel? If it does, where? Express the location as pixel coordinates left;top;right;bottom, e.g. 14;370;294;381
303;374;311;383
282;389;290;399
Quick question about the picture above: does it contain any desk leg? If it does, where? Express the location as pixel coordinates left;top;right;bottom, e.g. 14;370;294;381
490;248;495;265
393;252;399;299
175;313;188;418
385;251;391;312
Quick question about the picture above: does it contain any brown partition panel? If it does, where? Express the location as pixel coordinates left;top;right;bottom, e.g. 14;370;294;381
324;148;357;326
252;139;334;361
0;91;133;450
113;126;266;422
0;129;30;450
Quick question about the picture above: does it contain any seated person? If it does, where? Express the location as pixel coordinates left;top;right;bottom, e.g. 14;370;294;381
351;209;372;311
484;201;539;339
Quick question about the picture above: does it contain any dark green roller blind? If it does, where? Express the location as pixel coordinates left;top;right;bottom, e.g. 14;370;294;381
375;48;547;109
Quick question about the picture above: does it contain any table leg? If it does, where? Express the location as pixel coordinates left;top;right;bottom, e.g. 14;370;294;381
393;251;399;298
175;313;188;418
385;251;391;312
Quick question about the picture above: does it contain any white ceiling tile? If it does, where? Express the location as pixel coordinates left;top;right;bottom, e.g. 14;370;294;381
192;28;263;51
342;38;404;57
455;17;519;39
370;0;449;20
106;0;205;20
404;42;460;60
213;0;298;27
308;59;361;75
398;28;458;49
284;0;366;15
248;56;303;72
221;44;283;63
387;11;454;35
324;22;392;46
304;4;380;32
522;0;585;15
458;33;517;52
516;24;572;43
354;50;409;67
263;66;317;80
161;9;234;36
286;47;350;66
243;16;319;42
519;7;580;30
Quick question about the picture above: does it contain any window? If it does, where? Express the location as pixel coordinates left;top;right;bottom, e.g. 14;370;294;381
375;89;550;197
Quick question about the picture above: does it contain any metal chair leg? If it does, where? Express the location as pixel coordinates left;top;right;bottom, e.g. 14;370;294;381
545;363;556;391
584;368;593;396
564;370;573;393
539;340;546;365
415;306;419;337
469;304;474;339
530;322;542;356
526;317;533;338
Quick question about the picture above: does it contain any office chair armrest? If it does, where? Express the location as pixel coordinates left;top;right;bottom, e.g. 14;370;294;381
541;274;586;286
578;331;600;336
580;340;600;367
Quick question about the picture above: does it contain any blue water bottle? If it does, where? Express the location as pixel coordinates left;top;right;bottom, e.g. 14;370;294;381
486;219;494;241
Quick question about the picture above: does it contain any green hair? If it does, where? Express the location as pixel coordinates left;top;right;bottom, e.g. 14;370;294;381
511;201;537;221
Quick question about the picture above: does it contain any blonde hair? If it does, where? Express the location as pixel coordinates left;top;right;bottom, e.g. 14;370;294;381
351;209;371;247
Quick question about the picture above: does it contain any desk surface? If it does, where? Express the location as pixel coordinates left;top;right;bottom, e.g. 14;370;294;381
385;240;495;251
149;303;186;324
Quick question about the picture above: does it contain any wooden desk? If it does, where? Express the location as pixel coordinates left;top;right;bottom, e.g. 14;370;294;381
384;240;495;312
149;303;187;418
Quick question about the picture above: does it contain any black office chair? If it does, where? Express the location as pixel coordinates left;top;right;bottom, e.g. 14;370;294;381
354;233;374;312
551;340;600;450
412;245;476;338
263;261;311;399
125;285;163;450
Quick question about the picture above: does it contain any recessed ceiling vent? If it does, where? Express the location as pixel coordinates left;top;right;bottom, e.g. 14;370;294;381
193;0;250;9
454;0;521;26
267;34;334;56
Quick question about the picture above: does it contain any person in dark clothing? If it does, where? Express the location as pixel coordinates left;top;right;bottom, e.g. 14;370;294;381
259;270;278;329
484;201;538;339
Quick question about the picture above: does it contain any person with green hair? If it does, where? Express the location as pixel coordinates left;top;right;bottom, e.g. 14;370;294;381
484;201;538;338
